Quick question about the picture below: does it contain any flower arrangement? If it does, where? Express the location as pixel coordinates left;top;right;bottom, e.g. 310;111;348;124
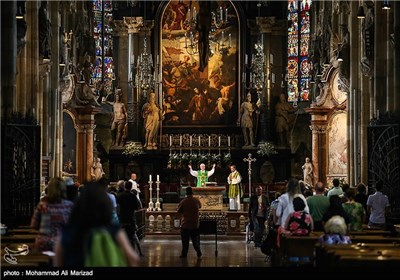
122;142;144;157
257;142;277;157
211;153;221;163
222;152;231;163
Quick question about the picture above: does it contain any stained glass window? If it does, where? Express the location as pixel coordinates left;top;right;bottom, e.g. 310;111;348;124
287;0;311;102
93;0;114;97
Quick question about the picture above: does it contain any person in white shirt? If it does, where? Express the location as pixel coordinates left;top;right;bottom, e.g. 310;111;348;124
129;173;140;201
327;178;344;197
276;178;309;229
367;181;390;228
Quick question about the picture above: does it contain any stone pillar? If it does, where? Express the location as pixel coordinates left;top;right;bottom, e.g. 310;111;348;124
75;107;100;183
374;2;386;116
385;5;394;112
50;1;60;178
112;20;129;104
1;0;17;117
124;17;143;142
393;1;400;111
306;107;330;185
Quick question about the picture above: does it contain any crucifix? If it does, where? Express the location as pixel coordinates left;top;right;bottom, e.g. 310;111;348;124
243;153;256;197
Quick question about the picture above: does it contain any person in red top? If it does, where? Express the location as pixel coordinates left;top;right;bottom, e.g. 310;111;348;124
177;187;202;258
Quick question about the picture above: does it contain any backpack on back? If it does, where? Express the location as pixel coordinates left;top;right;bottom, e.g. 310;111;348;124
84;228;127;267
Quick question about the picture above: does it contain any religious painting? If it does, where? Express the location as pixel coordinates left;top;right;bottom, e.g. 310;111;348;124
62;112;77;176
161;0;238;126
328;112;347;177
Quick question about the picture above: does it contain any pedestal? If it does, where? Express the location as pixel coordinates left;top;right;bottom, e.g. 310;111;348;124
183;186;225;211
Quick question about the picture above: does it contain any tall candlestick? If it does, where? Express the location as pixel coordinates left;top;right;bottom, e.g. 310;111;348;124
198;136;201;146
157;174;160;182
149;174;152;182
228;136;230;147
218;136;221;147
169;135;172;147
180;136;182;146
208;136;211;147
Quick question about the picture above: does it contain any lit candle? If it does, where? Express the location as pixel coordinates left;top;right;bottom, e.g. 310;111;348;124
218;136;221;147
190;136;192;147
220;6;223;21
149;174;152;182
198;136;201;146
157;175;160;182
245;54;248;65
225;8;228;22
228;136;230;147
229;33;232;48
208;136;211;147
170;135;172;147
180;135;182;146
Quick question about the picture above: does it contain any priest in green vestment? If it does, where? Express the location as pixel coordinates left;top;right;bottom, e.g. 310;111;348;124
227;164;243;210
188;163;216;187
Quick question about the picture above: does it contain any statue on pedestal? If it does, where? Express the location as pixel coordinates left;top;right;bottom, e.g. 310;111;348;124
240;93;256;147
275;93;297;148
302;157;314;187
91;157;105;181
142;92;162;150
110;89;128;147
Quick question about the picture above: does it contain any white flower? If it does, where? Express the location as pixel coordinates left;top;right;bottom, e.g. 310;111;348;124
122;142;143;157
257;142;277;157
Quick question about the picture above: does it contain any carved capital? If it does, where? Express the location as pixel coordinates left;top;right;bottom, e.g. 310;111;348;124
139;20;154;36
123;17;143;34
112;20;129;36
309;124;327;134
256;17;276;34
39;59;51;78
75;123;96;133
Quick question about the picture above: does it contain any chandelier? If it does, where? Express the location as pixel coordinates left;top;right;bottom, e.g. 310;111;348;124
244;39;265;93
131;37;159;96
183;5;231;57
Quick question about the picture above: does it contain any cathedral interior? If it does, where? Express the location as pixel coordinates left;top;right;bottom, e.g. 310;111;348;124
1;0;400;269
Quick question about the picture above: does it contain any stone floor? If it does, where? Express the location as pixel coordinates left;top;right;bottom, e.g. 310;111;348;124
136;235;270;267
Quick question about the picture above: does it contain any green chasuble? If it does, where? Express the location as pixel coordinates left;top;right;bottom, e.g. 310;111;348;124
196;170;208;187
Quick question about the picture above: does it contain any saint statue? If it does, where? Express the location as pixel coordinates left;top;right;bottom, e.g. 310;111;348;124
142;92;162;150
91;157;105;181
110;89;128;147
240;93;255;147
302;157;314;187
275;93;297;147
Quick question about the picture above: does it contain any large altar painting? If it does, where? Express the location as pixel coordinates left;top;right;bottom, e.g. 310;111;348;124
161;0;238;126
328;112;347;176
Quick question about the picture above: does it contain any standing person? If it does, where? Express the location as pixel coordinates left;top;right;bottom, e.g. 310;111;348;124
276;178;309;230
307;182;330;231
327;178;344;197
110;89;128;147
188;163;216;187
367;181;390;229
227;164;243;211
31;177;74;252
177;187;202;258
117;181;143;256
129;172;140;201
342;188;365;232
142;92;162;150
240;93;256;147
302;157;314;187
248;186;269;247
53;182;138;267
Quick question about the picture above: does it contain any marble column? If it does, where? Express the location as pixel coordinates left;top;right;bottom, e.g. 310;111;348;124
75;107;100;183
305;106;330;185
1;0;17;117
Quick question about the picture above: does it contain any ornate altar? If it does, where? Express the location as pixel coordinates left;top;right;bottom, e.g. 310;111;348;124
184;185;225;211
